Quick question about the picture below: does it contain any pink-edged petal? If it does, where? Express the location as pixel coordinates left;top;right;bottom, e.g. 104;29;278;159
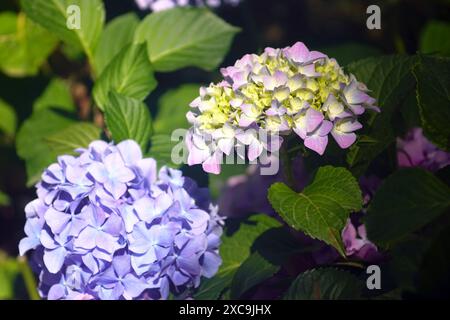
348;104;365;115
202;151;222;174
285;42;309;63
187;145;210;166
293;126;307;140
305;108;324;133
317;120;333;136
238;114;256;127
304;135;329;155
218;138;235;155
331;131;357;149
339;120;363;133
248;140;264;161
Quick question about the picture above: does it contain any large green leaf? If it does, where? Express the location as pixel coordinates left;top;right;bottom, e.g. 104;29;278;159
21;0;104;69
0;13;58;77
147;134;184;169
105;92;152;152
268;166;362;256
45;122;101;155
418;226;450;297
346;55;418;176
365;168;450;245
230;252;279;299
134;7;239;72
194;215;281;300
0;98;16;136
284;268;363;300
420;20;450;56
94;13;140;75
153;84;200;135
16;110;75;186
33;79;75;112
93;43;157;111
414;56;450;151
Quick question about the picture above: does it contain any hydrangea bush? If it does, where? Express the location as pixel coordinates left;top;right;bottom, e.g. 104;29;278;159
0;1;448;301
186;42;379;174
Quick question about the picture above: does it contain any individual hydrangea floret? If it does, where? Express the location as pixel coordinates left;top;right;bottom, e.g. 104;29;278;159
19;140;223;300
342;219;379;262
136;0;241;11
397;127;450;172
186;42;379;174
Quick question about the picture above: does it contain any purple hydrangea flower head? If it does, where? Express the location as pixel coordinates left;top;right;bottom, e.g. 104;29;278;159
186;42;379;174
397;127;450;172
19;140;223;300
135;0;241;11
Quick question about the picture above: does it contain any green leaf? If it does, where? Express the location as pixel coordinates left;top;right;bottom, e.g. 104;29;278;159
135;7;239;72
194;215;281;300
420;20;450;56
94;13;140;75
230;252;279;299
0;98;16;136
0;190;10;206
0;252;21;300
105;92;152;152
93;43;157;111
346;55;418;176
252;227;319;265
268;166;362;256
45;122;101;155
33;79;75;112
414;56;450;151
284;268;363;300
147;134;184;169
418;226;450;297
153;84;200;134
0;13;58;77
21;0;104;69
365;168;450;246
16;109;75;186
385;235;431;292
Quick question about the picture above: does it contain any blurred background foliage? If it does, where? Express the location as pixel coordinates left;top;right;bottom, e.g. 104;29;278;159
0;0;449;299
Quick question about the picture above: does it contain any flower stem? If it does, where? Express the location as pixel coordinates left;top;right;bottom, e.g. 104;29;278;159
17;256;40;300
280;144;295;189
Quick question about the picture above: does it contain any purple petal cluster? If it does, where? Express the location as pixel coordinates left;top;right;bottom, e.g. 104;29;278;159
397;127;450;172
135;0;241;11
186;42;379;174
19;140;223;300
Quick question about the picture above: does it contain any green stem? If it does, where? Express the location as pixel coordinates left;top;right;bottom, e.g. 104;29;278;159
280;144;295;189
17;256;40;300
